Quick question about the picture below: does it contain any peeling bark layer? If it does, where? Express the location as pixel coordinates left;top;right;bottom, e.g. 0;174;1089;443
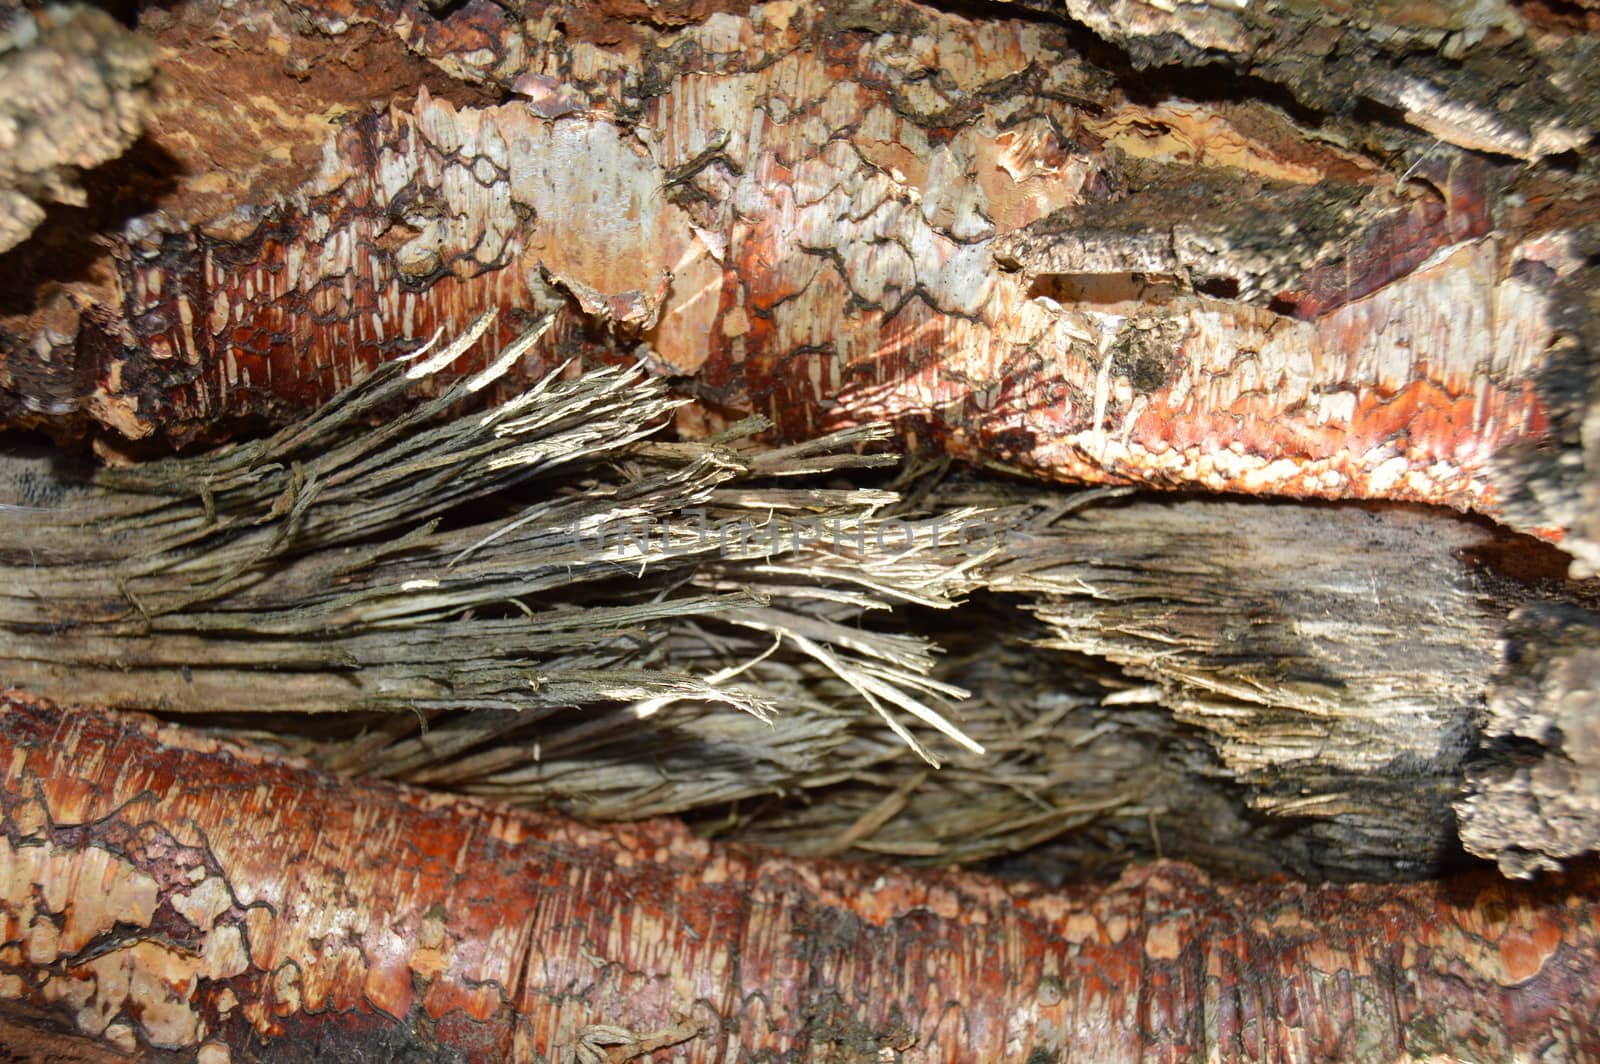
0;0;1595;537
2;691;1599;1063
1034;0;1598;162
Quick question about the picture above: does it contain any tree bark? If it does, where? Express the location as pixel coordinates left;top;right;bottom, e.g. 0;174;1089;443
1457;603;1600;878
2;690;1598;1063
0;0;1595;539
0;6;155;257
3;0;1600;1054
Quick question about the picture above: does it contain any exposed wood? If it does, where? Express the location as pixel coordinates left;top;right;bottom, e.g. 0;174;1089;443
3;691;1599;1063
697;488;1600;882
0;0;1595;542
981;493;1600;880
0;318;973;748
4;328;1598;881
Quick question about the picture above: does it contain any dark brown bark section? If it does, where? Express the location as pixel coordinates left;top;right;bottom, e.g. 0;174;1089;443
1039;0;1600;162
1493;238;1600;577
2;690;1598;1063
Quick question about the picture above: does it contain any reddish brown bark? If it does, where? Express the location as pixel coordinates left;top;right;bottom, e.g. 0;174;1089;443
2;689;1597;1062
2;9;1598;1055
2;0;1595;537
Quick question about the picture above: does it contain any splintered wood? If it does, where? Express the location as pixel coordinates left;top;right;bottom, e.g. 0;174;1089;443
2;692;1597;1063
1;0;1598;1056
1;0;1595;537
2;327;1595;881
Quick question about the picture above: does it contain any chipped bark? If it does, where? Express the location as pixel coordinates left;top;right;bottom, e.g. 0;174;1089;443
2;691;1599;1063
0;0;1594;541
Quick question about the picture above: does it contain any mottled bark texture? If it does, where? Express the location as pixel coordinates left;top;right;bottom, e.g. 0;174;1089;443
0;0;1596;542
1;0;1599;1054
2;691;1598;1064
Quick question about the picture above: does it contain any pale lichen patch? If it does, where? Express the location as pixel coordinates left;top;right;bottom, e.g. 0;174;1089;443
1143;918;1183;961
24;919;60;966
105;1021;141;1054
10;798;47;835
271;963;303;1014
198;1041;232;1064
